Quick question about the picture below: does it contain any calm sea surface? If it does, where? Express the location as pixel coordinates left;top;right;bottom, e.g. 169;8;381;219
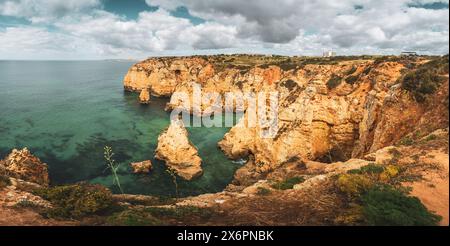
0;60;240;197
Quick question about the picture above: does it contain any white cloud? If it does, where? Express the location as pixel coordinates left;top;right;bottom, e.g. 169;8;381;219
54;9;239;56
0;26;102;59
0;0;101;23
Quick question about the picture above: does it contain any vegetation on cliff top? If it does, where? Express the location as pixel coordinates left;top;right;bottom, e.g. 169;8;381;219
185;54;394;73
335;162;441;226
34;183;114;219
400;55;449;102
361;185;441;226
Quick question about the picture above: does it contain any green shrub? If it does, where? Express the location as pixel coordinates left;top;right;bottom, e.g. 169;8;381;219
379;165;401;182
13;199;40;209
35;183;113;218
347;164;384;175
388;148;402;159
256;187;272;196
336;174;373;196
347;163;402;184
401;55;448;102
345;75;359;84
280;79;298;91
398;136;414;146
424;134;437;142
346;66;357;75
362;66;372;75
107;209;161;226
278;62;298;71
0;174;11;190
327;75;343;89
361;185;441;226
271;176;305;190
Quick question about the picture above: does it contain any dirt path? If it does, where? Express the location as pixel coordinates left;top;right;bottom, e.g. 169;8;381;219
405;151;449;226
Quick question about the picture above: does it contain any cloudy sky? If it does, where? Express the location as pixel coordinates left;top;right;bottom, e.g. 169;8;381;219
0;0;448;60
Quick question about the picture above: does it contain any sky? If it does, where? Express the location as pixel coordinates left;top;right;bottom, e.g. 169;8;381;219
0;0;448;60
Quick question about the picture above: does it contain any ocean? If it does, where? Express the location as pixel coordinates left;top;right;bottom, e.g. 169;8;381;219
0;60;240;197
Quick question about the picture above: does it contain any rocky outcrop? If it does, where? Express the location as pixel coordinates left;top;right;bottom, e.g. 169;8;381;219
155;118;202;180
130;160;152;174
123;57;213;96
139;89;151;104
0;148;49;186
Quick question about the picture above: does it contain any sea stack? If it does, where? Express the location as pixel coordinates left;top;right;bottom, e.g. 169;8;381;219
155;118;203;180
139;88;150;104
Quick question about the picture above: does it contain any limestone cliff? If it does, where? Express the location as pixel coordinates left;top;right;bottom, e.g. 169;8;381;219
155;118;203;180
125;55;449;175
123;57;213;96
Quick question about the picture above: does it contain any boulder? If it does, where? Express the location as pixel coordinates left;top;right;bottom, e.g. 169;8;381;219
0;148;49;186
130;160;152;174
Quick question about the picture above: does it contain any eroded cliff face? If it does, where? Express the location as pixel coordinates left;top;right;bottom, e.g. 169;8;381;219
123;57;213;96
155;118;203;180
125;55;448;175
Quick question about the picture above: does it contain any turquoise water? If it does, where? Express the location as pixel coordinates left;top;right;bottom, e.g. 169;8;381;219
0;61;241;197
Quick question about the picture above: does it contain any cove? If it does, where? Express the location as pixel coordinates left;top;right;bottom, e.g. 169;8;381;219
0;60;241;197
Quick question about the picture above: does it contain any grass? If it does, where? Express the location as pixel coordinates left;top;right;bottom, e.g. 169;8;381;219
104;146;124;194
271;176;305;190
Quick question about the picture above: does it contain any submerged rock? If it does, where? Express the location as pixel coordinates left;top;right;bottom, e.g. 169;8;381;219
0;148;49;186
130;160;152;174
139;88;151;104
155;118;202;180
